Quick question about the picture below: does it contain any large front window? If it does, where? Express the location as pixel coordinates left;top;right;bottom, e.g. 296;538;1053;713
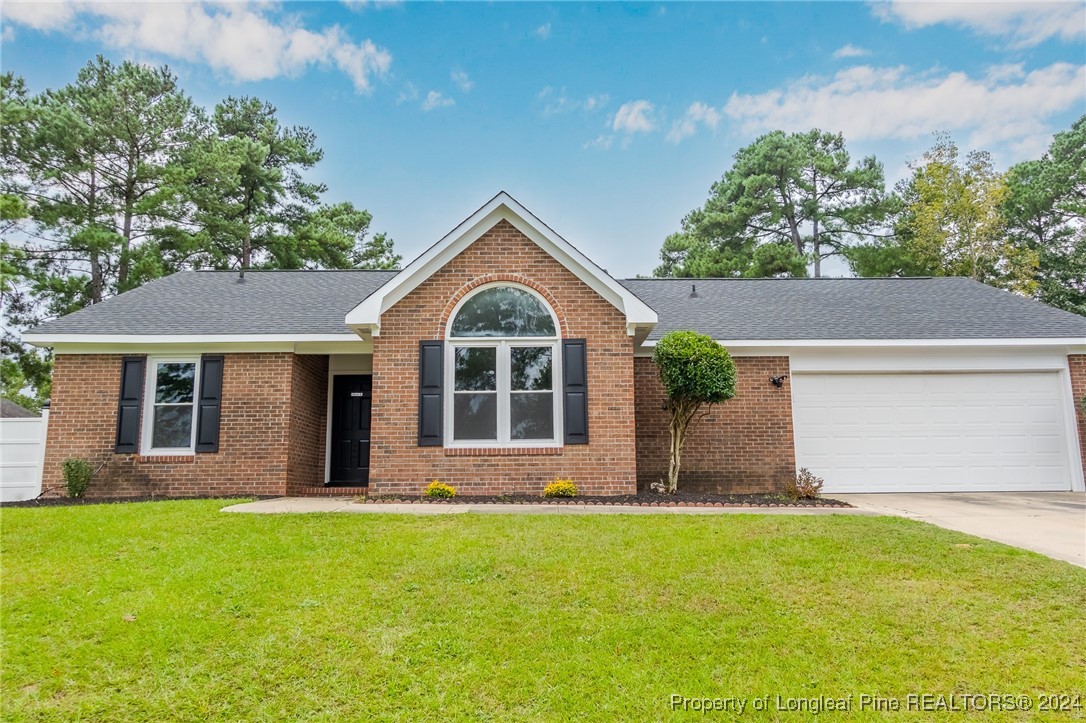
446;285;560;446
142;357;200;454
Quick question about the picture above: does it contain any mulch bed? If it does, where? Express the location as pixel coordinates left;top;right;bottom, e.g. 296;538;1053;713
2;492;848;509
0;495;271;509
361;492;849;508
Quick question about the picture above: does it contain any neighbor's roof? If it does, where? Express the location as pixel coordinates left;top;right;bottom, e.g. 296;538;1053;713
21;271;1086;342
619;276;1086;341
1;398;38;418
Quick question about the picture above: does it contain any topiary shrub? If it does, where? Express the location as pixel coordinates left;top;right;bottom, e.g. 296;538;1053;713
785;468;824;500
653;331;738;493
542;479;578;498
423;480;456;499
61;457;94;498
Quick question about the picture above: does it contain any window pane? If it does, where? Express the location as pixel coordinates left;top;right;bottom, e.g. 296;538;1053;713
511;347;552;391
152;405;193;448
453;393;498;440
454;347;496;391
155;363;195;404
450;287;556;337
510;392;554;440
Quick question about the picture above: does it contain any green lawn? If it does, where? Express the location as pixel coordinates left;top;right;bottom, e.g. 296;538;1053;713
2;501;1084;721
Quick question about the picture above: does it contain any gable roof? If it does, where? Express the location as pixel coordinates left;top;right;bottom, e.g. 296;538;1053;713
21;272;1085;346
621;276;1086;342
344;192;659;337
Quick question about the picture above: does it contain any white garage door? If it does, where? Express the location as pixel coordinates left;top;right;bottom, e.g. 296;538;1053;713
792;372;1073;493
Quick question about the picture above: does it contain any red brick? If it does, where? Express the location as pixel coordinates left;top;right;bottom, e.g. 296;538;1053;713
633;356;796;494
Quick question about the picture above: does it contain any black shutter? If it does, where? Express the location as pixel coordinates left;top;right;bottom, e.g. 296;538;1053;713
562;339;588;445
418;341;443;446
114;356;145;453
195;355;224;453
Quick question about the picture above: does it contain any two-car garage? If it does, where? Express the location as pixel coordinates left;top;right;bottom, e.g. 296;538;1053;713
791;356;1082;494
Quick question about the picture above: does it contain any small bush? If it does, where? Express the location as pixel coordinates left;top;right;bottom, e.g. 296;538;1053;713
62;457;94;498
423;480;456;499
785;468;824;500
542;479;578;498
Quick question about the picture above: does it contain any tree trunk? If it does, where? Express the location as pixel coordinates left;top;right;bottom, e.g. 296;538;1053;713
89;252;103;304
242;222;251;269
666;402;695;494
120;186;133;287
88;167;103;304
786;215;803;257
811;169;821;277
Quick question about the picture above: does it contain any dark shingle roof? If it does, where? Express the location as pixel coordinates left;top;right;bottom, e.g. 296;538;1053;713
620;277;1086;340
1;398;38;418
23;271;1086;341
25;270;397;336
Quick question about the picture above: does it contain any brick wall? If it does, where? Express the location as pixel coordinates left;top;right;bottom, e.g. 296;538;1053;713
42;352;326;498
369;219;637;496
633;355;796;494
287;354;329;493
1069;354;1086;481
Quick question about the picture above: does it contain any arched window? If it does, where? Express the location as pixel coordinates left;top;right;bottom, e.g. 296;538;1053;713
445;284;561;445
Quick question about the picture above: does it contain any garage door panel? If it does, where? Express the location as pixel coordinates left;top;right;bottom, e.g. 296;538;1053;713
793;372;1072;493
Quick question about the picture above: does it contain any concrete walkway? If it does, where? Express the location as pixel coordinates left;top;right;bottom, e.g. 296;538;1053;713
837;492;1086;567
221;497;877;516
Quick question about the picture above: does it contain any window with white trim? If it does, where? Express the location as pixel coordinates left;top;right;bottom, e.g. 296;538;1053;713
142;357;200;454
445;285;561;446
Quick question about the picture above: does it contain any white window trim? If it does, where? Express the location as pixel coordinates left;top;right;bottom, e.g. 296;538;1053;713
141;355;201;456
443;283;563;448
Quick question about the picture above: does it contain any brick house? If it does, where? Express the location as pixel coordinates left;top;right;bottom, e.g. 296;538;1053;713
23;193;1086;498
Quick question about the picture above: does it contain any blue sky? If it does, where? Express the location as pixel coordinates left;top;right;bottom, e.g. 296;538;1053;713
2;1;1084;278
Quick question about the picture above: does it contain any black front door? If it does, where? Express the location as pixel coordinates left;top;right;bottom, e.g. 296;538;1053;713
330;375;372;486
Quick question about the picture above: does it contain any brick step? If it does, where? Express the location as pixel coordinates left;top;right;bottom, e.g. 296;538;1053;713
291;486;369;497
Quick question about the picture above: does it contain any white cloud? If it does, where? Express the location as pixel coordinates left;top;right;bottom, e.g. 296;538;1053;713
2;1;392;93
1;1;76;31
873;1;1085;48
396;82;419;105
451;69;474;92
583;134;614;150
342;0;404;11
538;86;609;116
538;86;571;115
535;23;551;39
666;101;722;144
421;90;454;111
832;43;870;59
583;94;608;111
611;100;656;133
723;61;1085;159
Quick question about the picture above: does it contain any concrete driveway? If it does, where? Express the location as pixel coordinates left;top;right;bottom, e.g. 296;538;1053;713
836;492;1086;567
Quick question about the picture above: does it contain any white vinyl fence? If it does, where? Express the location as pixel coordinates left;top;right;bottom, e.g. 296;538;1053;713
0;409;48;502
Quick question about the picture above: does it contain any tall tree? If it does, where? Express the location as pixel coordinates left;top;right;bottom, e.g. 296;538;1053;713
1003;116;1086;314
657;129;892;278
3;60;201;408
3;64;400;408
167;97;398;271
3;57;200;312
862;134;1038;293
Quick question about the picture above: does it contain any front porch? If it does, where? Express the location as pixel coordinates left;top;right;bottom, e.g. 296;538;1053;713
285;352;374;496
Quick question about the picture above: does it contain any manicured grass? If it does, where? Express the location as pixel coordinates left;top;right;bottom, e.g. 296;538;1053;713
2;501;1084;721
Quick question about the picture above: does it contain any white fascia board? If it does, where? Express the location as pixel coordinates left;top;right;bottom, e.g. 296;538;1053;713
344;192;657;336
637;337;1086;349
23;332;360;349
